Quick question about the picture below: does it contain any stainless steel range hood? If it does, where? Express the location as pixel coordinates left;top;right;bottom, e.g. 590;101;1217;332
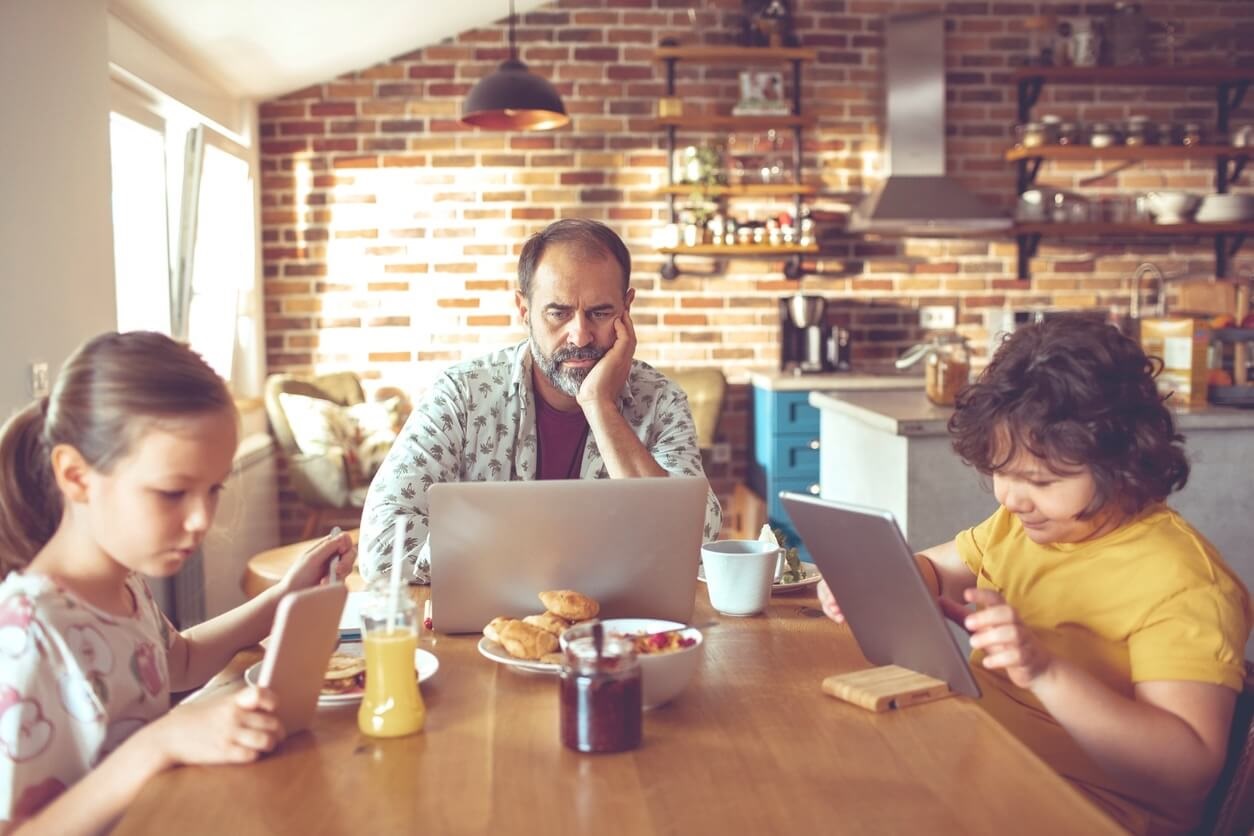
849;12;1011;235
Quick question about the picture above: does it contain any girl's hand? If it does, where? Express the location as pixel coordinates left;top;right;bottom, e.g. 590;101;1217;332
816;578;845;623
964;588;1054;688
148;686;284;768
279;529;355;594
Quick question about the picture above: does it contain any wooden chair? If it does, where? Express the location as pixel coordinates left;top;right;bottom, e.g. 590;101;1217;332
1196;660;1254;835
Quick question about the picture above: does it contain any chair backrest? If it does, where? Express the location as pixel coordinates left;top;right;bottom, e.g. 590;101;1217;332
263;372;365;455
658;367;726;450
1198;660;1254;835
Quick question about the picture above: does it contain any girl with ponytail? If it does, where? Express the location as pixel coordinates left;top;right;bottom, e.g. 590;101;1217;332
0;332;353;834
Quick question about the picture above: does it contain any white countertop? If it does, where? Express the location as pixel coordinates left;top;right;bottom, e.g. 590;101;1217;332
810;389;1254;437
748;368;925;392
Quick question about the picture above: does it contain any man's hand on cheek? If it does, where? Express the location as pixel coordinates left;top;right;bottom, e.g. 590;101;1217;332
577;313;636;409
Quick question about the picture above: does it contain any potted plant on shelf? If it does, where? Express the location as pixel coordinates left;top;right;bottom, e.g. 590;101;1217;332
676;143;726;246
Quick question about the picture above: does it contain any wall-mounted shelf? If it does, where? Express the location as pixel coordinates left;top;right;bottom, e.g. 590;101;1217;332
653;46;818;64
654;45;816;280
1008;145;1250;193
1011;66;1250;127
1005;145;1250;162
649;114;816;130
1008;66;1253;279
1014;223;1253;283
658;244;820;255
656;184;819;197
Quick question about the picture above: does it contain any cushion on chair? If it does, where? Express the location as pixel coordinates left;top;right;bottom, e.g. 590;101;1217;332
658;367;727;449
278;393;407;487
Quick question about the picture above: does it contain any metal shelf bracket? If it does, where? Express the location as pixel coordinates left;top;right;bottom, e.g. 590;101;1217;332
1017;232;1042;280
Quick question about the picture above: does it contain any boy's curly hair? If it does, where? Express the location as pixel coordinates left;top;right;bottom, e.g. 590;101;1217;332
948;314;1188;518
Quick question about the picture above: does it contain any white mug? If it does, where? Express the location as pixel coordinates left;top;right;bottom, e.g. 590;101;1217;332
701;540;780;617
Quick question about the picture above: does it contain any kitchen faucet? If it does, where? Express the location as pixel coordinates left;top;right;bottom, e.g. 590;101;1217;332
1130;262;1166;322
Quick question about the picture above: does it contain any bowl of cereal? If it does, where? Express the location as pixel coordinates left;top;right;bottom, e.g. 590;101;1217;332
561;618;703;709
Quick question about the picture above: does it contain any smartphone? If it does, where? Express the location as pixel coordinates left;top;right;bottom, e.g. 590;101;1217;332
256;584;348;736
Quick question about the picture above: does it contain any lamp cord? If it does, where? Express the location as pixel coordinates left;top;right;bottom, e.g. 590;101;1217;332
508;0;517;61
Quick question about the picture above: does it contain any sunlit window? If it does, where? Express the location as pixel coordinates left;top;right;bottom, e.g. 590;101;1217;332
108;81;258;391
109;111;172;335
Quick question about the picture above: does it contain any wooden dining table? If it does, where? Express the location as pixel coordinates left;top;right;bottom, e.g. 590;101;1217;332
113;585;1122;836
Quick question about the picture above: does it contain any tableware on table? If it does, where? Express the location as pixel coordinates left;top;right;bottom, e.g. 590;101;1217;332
1145;191;1201;224
559;631;642;752
478;637;562;674
700;539;779;617
358;539;425;737
562;618;704;710
245;644;438;706
698;562;822;593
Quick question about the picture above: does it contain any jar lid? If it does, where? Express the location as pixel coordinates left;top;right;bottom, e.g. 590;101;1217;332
564;635;637;675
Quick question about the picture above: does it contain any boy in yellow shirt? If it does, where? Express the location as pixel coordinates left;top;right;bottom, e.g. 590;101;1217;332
819;315;1250;834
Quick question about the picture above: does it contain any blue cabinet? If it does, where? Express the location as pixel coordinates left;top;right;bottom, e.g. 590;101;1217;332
748;386;821;562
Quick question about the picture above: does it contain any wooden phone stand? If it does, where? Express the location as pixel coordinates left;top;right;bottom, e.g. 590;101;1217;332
821;665;954;712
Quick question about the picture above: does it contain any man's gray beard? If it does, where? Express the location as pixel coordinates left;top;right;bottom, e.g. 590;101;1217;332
529;333;604;398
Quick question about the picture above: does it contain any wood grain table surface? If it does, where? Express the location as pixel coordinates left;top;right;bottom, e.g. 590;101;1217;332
113;585;1121;836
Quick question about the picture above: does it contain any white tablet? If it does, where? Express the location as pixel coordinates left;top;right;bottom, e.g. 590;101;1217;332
257;583;348;735
780;493;980;698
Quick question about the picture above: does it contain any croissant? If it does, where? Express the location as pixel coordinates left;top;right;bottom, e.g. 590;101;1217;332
538;589;599;622
498;619;559;661
524;612;572;637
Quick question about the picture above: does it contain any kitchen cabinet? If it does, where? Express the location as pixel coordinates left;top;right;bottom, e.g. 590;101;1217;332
749;385;821;562
746;372;924;563
1008;65;1254;279
652;45;818;280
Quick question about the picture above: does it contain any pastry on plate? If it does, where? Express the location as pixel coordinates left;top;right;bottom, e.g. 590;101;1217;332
498;619;559;661
483;616;511;644
322;652;366;695
524;612;572;637
538;589;599;622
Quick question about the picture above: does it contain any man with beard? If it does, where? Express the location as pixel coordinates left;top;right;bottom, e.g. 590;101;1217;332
358;219;722;581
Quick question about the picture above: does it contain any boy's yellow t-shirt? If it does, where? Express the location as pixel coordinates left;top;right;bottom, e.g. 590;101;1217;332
955;504;1250;835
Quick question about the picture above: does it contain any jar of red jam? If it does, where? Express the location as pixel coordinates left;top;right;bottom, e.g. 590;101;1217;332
559;635;642;753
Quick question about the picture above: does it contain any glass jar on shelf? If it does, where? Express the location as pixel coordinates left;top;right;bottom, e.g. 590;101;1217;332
1124;116;1151;146
1089;122;1119;148
1181;122;1204;147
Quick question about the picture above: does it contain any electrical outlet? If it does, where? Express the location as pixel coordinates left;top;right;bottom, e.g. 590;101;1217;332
919;305;956;330
30;362;49;398
711;442;731;464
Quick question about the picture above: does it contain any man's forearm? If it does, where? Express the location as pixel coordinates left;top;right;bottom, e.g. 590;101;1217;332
582;401;666;478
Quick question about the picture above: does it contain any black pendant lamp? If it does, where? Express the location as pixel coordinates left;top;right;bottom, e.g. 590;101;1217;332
461;0;570;131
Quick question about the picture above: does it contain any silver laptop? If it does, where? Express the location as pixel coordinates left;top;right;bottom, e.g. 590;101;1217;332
428;477;708;633
780;493;981;698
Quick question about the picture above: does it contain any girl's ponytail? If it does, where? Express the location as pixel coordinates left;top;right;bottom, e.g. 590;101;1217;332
0;400;61;577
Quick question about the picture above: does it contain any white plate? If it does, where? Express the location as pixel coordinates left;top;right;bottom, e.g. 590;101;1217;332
477;637;561;674
698;562;822;594
244;645;439;706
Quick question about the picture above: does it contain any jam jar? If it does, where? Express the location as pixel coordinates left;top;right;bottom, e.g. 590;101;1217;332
923;333;972;407
560;635;642;754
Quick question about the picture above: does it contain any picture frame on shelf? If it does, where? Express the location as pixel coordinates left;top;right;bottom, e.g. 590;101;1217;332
733;70;790;116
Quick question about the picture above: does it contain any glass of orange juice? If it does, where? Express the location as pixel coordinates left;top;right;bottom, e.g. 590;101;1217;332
357;585;425;738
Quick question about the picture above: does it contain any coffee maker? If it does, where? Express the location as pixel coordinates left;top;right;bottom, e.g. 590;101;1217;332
779;295;851;374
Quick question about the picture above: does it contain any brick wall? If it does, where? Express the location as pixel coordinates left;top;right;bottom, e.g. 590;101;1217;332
259;0;1254;541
